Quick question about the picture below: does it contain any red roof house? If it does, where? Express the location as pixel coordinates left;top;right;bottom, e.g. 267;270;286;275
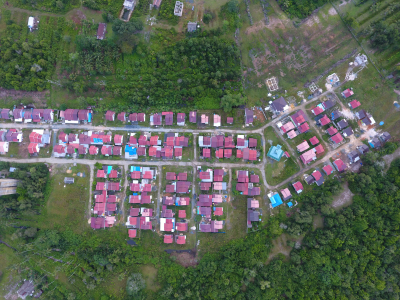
97;169;106;178
117;112;126;122
349;99;361;109
309;136;319;145
89;146;98;155
176;222;188;232
105;111;115;121
129;229;137;238
164;234;173;244
292;181;303;194
333;159;347;172
178;210;186;218
224;149;232;158
300;149;317;164
203;148;210;158
243;148;257;160
216;149;223;159
129;113;137;122
327;126;338;136
319;115;330;126
28;143;39;154
176;235;186;245
298;122;310;133
311;106;324;116
314;144;324;154
322;165;334;175
331;133;343;144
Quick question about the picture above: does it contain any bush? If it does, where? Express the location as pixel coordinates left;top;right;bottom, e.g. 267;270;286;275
126;273;145;296
203;13;213;24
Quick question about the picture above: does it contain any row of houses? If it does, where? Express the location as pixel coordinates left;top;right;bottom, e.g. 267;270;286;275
0;108;54;123
296;138;324;165
277;109;310;139
161;170;192;243
197;168;227;233
199;134;259;161
54;130;122;158
125;132;190;160
91;166;123;229
0;107;256;127
125;166;157;238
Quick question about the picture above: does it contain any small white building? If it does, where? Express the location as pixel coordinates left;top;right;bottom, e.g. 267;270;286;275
174;1;183;16
123;0;135;10
28;17;38;32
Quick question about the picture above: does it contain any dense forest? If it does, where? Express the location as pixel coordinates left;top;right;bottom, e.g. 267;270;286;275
0;13;64;91
107;35;243;111
0;161;49;218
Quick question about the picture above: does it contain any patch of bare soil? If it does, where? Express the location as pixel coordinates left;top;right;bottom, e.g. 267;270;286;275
329;7;337;15
254;108;265;123
245;18;285;35
383;147;400;169
70;10;87;25
171;251;198;267
0;88;48;107
332;182;354;209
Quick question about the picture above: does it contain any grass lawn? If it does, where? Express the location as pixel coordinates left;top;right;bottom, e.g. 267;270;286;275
265;156;300;186
264;126;283;146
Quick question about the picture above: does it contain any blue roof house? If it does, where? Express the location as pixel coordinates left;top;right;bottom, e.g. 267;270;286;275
269;192;283;208
267;145;284;161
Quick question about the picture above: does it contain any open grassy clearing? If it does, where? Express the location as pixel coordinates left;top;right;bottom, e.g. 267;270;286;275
33;164;90;234
265;156;299;186
240;1;359;105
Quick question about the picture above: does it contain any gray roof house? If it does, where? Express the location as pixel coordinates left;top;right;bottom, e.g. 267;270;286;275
347;150;360;163
357;144;369;154
188;22;197;32
64;177;74;184
270;97;288;113
342;127;353;137
336;119;348;130
379;132;391;143
245;109;253;124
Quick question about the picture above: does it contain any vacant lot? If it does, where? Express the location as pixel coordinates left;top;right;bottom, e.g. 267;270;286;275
26;164;90;234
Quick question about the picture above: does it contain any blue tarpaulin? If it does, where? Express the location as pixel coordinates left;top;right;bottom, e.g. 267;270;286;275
125;145;136;156
130;166;141;172
269;193;283;208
